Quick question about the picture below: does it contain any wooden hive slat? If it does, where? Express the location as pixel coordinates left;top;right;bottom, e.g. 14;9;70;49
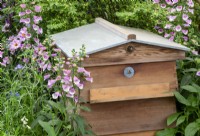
81;97;176;136
82;61;178;102
82;43;185;67
90;83;174;103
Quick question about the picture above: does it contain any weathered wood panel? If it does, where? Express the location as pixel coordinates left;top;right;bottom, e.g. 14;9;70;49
82;43;185;67
82;61;178;102
109;130;156;136
90;83;174;103
81;97;176;136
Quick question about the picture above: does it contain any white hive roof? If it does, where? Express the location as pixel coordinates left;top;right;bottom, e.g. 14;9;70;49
52;18;189;57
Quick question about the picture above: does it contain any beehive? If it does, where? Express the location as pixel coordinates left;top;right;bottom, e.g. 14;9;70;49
52;18;189;136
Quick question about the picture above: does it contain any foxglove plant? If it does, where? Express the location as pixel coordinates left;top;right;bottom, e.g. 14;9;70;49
0;1;93;135
153;0;194;44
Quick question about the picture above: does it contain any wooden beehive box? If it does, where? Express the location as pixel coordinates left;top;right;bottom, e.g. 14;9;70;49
52;18;189;136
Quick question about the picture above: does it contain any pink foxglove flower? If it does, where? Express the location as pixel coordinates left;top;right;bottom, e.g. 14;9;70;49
154;25;160;30
73;76;80;85
164;24;172;29
158;28;164;34
86;77;93;83
175;25;182;32
63;69;71;75
0;51;3;58
56;76;61;80
43;52;49;61
164;33;170;38
48;79;57;88
26;9;32;14
184;23;190;27
42;63;48;71
69;88;76;95
182;30;188;35
62;84;70;92
170;8;176;13
176;6;182;11
19;12;26;16
10;39;21;50
187;0;194;7
52;92;61;99
172;0;178;4
33;16;42;24
196;71;200;76
3;57;10;65
77;83;83;90
84;70;90;77
169;36;175;41
33;24;39;31
153;0;160;3
44;74;51;80
0;62;6;67
170;32;175;36
37;28;43;34
182;14;188;21
18;27;31;41
192;50;198;55
34;38;40;44
20;4;26;8
168;15;177;22
23;58;29;63
160;4;166;8
165;0;172;5
34;5;41;12
188;9;194;14
74;96;78;103
51;53;57;57
66;94;74;98
77;67;86;73
186;19;192;25
47;63;52;70
183;36;188;41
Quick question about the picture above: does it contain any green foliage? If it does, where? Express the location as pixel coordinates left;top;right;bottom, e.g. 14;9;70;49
156;128;176;136
116;0;167;32
38;120;57;136
35;0;93;34
156;48;200;135
185;119;200;136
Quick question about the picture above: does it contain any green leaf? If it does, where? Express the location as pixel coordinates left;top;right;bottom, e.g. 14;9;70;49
180;75;192;86
167;113;181;126
192;84;200;91
48;100;65;114
31;115;46;128
174;92;190;106
176;115;186;126
80;106;91;112
74;115;86;135
38;120;56;136
182;85;198;93
156;128;176;136
183;68;197;73
185;122;200;136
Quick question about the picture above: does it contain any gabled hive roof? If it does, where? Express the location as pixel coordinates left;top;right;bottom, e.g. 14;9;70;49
52;18;189;57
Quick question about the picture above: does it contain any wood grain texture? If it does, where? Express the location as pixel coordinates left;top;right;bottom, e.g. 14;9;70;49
90;83;174;103
95;18;136;40
82;61;178;102
83;42;185;67
81;97;176;136
109;130;156;136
